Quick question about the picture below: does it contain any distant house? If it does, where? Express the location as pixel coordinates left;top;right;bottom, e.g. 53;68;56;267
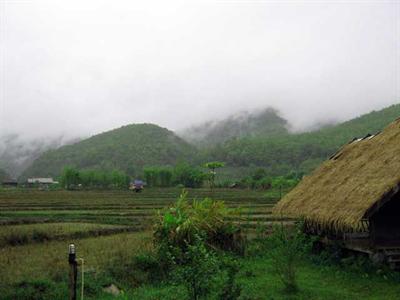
1;179;18;188
27;178;58;186
273;118;400;269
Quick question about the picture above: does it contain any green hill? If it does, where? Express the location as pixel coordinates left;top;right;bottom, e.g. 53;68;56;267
180;108;288;146
203;103;400;176
21;103;400;181
21;124;197;179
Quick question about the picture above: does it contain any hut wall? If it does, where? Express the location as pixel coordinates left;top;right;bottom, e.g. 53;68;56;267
370;192;400;243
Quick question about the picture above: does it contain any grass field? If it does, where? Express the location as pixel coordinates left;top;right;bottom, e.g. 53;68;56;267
0;188;281;228
2;188;400;299
0;188;281;290
0;222;132;247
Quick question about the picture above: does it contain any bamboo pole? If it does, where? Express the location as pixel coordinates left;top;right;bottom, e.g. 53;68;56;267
69;244;77;300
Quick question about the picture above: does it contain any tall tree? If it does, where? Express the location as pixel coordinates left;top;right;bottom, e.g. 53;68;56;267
204;161;225;189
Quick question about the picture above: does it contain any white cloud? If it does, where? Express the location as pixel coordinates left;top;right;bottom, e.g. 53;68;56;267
0;0;398;140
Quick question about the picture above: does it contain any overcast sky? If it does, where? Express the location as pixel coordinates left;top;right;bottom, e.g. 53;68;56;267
0;0;399;141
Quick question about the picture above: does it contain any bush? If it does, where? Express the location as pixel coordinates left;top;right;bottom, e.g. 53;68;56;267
173;237;220;300
151;192;243;299
153;191;244;257
267;222;312;293
171;236;242;300
215;255;242;300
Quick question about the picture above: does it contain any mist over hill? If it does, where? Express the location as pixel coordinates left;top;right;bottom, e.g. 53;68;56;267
203;103;400;177
3;103;400;180
0;135;80;178
179;108;289;146
21;124;197;179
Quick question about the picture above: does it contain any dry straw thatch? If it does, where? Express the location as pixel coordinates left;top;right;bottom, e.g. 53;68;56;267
273;118;400;232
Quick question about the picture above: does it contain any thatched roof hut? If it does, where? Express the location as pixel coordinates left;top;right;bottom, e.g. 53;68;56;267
273;118;400;234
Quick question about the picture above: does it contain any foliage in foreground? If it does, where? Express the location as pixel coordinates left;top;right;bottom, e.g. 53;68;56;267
151;192;243;298
268;223;313;293
154;191;244;255
245;222;313;294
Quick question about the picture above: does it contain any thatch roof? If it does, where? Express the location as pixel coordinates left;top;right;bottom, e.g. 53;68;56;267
273;118;400;232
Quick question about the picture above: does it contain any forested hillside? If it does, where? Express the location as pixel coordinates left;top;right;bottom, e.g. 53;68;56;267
202;104;400;176
21;103;400;180
21;124;197;179
180;108;288;146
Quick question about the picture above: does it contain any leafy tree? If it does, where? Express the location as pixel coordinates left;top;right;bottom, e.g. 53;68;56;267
252;168;267;181
60;167;80;190
204;161;225;189
173;163;205;188
143;166;173;187
143;167;159;187
158;168;173;187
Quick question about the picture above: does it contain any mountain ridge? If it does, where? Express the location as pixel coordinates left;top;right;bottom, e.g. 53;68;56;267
7;103;400;180
21;123;196;179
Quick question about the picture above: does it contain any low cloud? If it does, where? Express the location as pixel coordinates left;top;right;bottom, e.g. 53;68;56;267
0;0;398;142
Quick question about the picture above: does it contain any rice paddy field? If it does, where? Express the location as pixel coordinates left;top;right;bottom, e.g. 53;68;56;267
0;188;283;286
2;188;400;300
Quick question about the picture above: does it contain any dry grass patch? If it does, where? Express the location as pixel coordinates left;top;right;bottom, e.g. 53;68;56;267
0;231;151;284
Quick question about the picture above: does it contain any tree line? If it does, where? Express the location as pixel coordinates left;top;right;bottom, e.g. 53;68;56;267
59;161;225;190
143;162;224;188
60;167;130;190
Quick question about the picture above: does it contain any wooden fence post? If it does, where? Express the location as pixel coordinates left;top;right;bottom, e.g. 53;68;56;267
68;244;77;300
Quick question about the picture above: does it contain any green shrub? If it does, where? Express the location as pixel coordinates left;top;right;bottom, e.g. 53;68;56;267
267;222;312;293
169;237;242;300
153;191;244;257
173;236;220;300
215;255;242;300
151;192;243;299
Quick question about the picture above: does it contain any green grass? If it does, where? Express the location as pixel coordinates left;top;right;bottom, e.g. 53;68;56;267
97;255;400;300
0;189;279;229
4;228;399;299
0;223;131;247
0;231;152;285
0;189;278;281
4;188;397;299
231;256;400;300
70;255;400;300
